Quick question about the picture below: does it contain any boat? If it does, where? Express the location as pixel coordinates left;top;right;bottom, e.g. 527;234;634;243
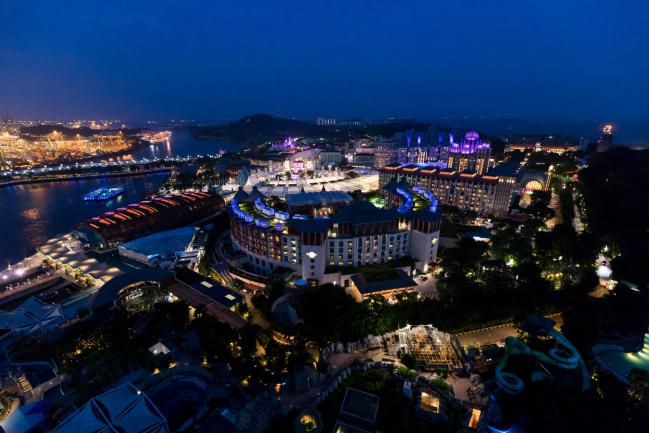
83;186;126;201
138;131;172;143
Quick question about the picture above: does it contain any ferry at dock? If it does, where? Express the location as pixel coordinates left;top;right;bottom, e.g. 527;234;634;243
138;131;172;143
83;186;126;201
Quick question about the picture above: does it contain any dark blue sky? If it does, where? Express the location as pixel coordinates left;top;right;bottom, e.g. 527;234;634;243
1;0;648;123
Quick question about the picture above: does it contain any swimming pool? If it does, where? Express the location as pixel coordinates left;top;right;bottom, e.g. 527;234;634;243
596;333;649;380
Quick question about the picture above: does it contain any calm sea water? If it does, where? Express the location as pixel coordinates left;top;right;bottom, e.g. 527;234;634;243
0;131;244;266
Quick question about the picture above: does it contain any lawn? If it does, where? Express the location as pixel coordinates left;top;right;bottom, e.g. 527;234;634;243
316;369;448;433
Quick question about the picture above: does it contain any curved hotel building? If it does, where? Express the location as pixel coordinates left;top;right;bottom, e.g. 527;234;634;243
228;184;442;284
379;161;520;217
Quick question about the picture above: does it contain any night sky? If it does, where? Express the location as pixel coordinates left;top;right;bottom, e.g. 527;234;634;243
2;0;649;123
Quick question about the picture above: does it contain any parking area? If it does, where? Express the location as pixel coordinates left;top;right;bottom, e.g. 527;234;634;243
414;274;437;298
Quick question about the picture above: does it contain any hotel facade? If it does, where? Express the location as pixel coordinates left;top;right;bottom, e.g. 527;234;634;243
228;186;441;284
379;163;518;217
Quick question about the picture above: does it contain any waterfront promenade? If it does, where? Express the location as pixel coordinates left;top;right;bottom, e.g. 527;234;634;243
0;167;175;188
0;235;123;308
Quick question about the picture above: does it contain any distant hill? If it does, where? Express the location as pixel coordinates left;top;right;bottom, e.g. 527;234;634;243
192;114;434;143
193;114;323;142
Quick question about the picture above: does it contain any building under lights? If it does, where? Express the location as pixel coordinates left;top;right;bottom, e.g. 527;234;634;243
447;131;492;174
74;192;223;249
316;117;336;126
228;184;441;284
379;162;520;217
505;134;583;154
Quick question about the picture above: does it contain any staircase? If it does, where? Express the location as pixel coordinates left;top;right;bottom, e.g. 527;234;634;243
16;375;32;394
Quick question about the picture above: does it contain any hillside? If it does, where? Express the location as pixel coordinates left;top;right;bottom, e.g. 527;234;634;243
192;114;434;143
193;114;324;142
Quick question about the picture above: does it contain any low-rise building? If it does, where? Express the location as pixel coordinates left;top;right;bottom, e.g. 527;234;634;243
320;151;345;168
117;226;207;269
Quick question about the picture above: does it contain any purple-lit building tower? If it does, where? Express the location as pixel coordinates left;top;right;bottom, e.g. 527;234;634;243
447;131;491;174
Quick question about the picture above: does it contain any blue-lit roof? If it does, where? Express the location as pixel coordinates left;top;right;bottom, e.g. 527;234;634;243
119;226;196;258
487;161;522;177
285;191;353;207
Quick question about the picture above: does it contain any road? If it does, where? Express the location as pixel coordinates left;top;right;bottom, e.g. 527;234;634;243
453;313;563;347
205;232;235;287
572;190;585;233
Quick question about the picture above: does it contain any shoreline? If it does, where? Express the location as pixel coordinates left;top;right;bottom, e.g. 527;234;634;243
0;167;175;189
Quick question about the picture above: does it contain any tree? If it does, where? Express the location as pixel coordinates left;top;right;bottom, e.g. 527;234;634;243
580;148;649;285
193;315;237;362
560;296;600;355
400;353;417;369
628;369;649;408
297;284;365;344
491;224;533;264
442;238;487;275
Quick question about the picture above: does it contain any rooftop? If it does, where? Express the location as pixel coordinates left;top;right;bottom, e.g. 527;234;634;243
381;163;503;182
331;201;402;224
285;190;353;207
51;383;168;433
230;181;441;234
0;296;64;335
350;269;416;295
486;161;523;177
89;268;174;310
118;226;197;258
78;192;222;245
174;268;243;309
339;387;380;424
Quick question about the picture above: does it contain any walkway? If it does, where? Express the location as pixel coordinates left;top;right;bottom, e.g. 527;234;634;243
572;190;585;233
453;313;563;347
279;352;361;409
168;281;246;330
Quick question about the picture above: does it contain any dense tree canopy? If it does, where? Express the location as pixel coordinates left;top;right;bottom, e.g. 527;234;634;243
580;147;649;285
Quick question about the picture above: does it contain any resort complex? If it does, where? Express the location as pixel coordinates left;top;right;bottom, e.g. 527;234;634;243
4;1;649;431
0;113;645;433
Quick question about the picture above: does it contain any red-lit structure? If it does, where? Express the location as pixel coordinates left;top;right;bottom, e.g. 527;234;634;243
75;192;223;248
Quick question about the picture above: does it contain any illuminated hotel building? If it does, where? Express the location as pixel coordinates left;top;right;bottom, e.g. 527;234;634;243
373;139;399;169
379;163;519;217
228;186;441;283
447;131;491;175
316;117;336;126
505;134;583;154
372;128;482;170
